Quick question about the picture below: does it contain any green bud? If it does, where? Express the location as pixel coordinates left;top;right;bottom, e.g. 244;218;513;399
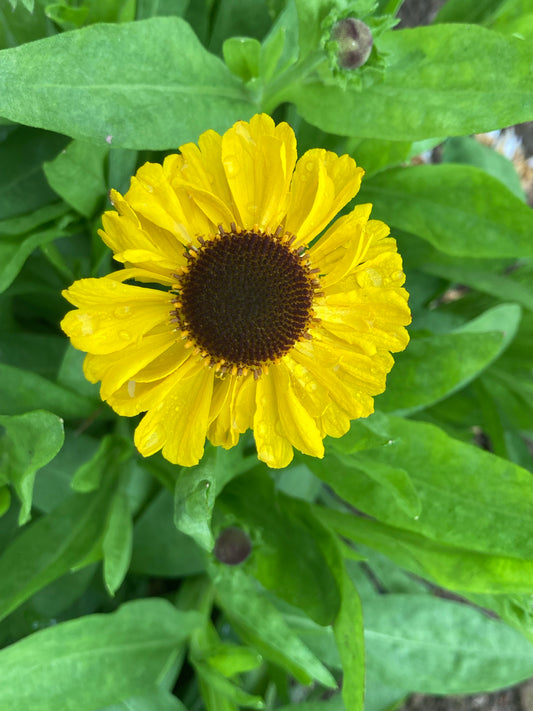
331;17;373;70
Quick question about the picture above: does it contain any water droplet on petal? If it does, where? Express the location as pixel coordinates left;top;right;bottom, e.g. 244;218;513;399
224;155;240;178
365;268;382;287
79;314;95;336
127;380;136;397
144;424;165;450
114;305;131;318
119;330;131;341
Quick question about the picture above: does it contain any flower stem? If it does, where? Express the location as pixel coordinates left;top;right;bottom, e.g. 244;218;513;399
261;50;325;115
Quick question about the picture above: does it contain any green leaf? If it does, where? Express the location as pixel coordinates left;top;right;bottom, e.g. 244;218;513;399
0;224;75;293
379;304;522;415
44;3;89;30
435;0;505;23
441;135;525;201
103;487;133;596
174;445;252;552
336;450;421;518
223;37;261;81
0;362;99;419
364;593;533;693
0;485;114;622
205;642;262;677
259;0;299;82
99;687;188;711
0;17;256;150
43;139;109;217
363;415;533;558
32;432;101;513
71;434;131;493
56;344;101;399
132;489;206;578
174;449;218;552
107;148;138;196
0;486;10;517
195;659;265;709
359;164;533;258
0;599;201;711
309;446;420;524
319;508;533;594
288;25;533;141
0;410;64;525
218;469;341;625
0;126;66;220
423;261;533;313
0;202;69;237
347;137;412;178
137;0;190;20
213;567;337;689
9;0;34;11
333;567;364;711
207;0;272;55
276;701;344;711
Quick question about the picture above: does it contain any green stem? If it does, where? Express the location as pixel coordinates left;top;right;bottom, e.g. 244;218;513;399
261;50;325;114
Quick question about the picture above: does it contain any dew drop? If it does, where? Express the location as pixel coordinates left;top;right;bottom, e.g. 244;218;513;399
114;305;131;318
119;330;131;341
144;425;165;450
224;155;240;177
127;380;136;397
365;268;383;287
79;314;95;336
304;160;315;173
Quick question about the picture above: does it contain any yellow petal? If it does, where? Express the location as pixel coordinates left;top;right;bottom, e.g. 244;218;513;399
100;194;185;269
272;362;324;459
222;113;296;230
105;267;176;287
125;162;207;244
86;331;179;400
286;149;364;246
310;204;374;288
254;372;293;468
133;341;191;382
61;278;170;355
208;374;256;448
134;361;214;466
318;401;351;439
290;341;372;419
168;131;239;229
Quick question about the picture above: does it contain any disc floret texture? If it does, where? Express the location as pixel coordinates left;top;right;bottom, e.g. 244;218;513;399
61;114;411;468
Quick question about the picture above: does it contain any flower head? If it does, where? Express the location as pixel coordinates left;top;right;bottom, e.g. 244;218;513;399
61;114;410;468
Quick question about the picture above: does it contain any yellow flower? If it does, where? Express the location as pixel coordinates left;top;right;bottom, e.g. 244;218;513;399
61;114;410;468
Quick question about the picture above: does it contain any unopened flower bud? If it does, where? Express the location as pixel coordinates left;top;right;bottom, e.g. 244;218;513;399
214;526;252;565
331;18;373;70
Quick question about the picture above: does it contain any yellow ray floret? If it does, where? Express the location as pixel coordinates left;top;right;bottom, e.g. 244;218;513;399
61;114;411;468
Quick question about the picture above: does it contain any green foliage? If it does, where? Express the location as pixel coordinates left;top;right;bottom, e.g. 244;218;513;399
1;0;533;709
0;599;201;711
